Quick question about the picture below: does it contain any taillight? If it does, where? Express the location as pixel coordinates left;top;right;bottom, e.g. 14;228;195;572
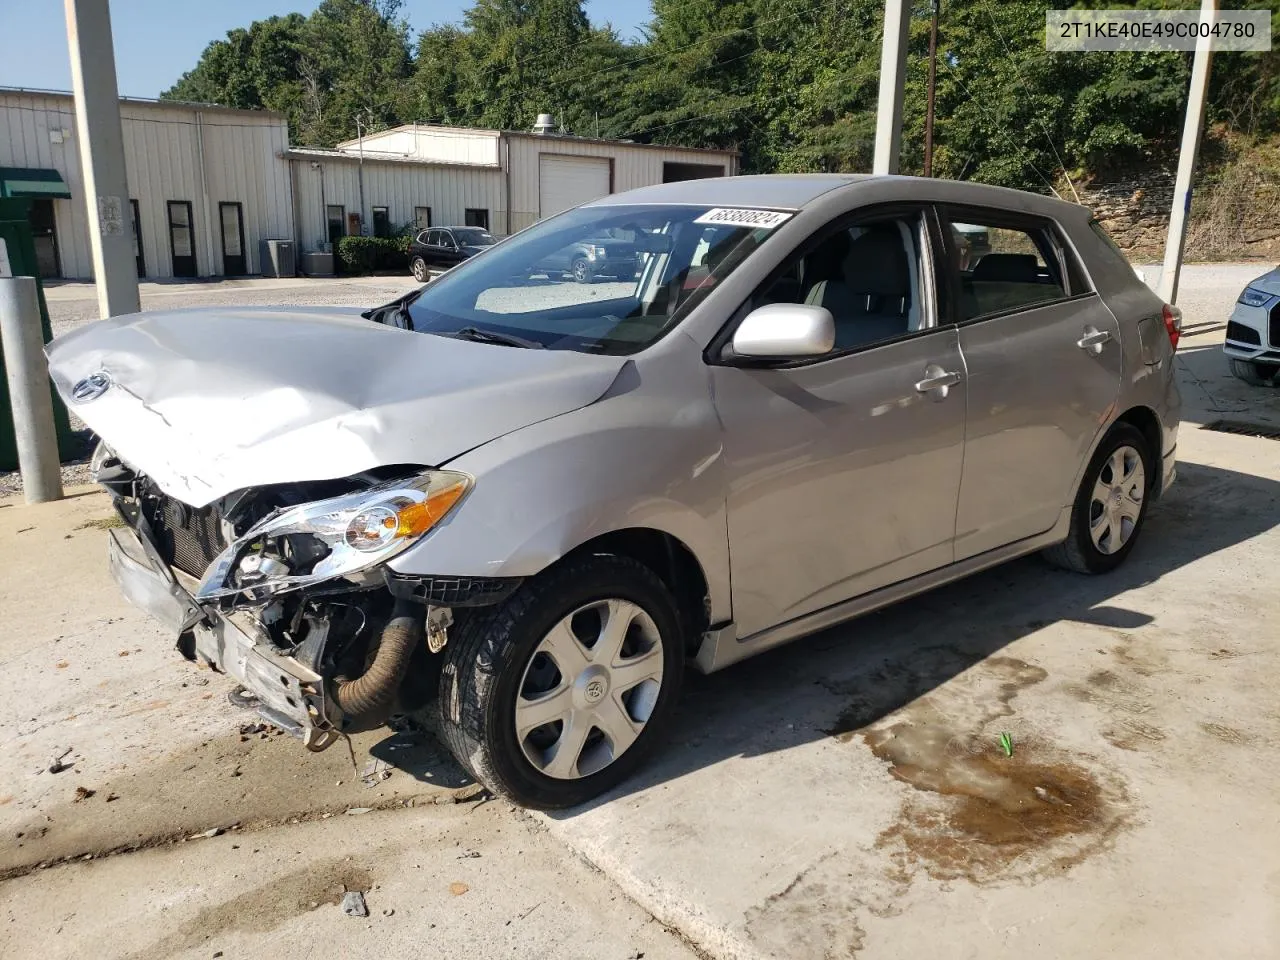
1162;303;1182;350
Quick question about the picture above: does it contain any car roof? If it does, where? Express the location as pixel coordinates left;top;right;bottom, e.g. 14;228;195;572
588;173;1089;222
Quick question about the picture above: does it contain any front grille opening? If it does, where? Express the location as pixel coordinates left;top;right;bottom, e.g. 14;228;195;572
1201;419;1280;440
144;496;228;577
1270;301;1280;349
1226;321;1262;346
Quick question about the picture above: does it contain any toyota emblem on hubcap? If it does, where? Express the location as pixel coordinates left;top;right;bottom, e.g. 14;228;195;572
584;678;606;703
70;372;112;403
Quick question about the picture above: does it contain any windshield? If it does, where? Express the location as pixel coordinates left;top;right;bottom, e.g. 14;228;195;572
406;204;781;354
455;227;495;246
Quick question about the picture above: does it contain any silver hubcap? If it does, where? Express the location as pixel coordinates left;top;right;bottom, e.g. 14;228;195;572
413;259;426;280
1088;445;1145;555
515;599;664;780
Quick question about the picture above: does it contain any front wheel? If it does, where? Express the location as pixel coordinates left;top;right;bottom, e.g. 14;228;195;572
1043;422;1153;574
411;257;429;282
436;555;685;809
1229;358;1279;387
571;258;594;284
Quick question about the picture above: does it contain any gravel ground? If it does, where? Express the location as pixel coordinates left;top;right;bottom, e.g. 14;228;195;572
3;262;1272;498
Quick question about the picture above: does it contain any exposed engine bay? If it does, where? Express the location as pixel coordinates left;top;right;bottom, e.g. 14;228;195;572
96;446;517;749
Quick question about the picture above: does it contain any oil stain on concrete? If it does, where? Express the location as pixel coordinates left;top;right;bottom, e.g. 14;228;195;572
829;652;1130;886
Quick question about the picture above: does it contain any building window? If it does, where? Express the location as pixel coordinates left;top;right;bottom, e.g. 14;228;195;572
415;206;432;230
326;204;346;245
464;208;489;230
372;206;391;238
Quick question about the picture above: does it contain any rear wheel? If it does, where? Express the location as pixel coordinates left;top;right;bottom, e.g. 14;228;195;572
1229;358;1279;387
411;257;429;282
436;555;684;809
1044;422;1153;575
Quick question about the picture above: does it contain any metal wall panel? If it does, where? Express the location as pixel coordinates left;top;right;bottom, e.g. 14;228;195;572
339;126;501;166
292;154;506;251
0;91;290;280
505;134;736;233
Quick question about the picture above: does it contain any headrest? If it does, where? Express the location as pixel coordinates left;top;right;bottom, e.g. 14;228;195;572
843;229;910;297
805;231;853;283
972;253;1040;283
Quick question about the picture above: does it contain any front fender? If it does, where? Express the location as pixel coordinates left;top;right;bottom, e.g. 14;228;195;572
388;351;731;623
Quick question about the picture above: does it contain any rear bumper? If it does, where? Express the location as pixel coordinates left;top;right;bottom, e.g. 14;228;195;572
107;526;334;745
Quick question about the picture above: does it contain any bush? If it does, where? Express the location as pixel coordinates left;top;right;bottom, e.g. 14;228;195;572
334;235;411;274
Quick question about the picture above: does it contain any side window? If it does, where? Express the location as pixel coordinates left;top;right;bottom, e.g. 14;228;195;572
753;213;930;351
944;215;1067;321
424;230;440;246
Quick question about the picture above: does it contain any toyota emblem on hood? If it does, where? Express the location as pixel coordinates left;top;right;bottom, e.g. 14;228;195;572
70;372;112;403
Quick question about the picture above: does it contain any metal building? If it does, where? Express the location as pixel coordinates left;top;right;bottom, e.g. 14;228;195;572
291;122;739;248
0;87;291;280
1;88;737;280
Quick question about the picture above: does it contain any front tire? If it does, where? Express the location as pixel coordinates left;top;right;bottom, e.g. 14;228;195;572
1044;422;1154;574
411;257;429;282
571;258;594;284
436;555;685;809
1229;358;1279;387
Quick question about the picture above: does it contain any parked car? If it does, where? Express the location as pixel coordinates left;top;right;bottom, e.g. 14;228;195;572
409;226;496;280
1224;267;1280;385
48;175;1181;810
532;233;640;283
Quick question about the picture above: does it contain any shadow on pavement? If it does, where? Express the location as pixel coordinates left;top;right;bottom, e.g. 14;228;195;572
554;457;1280;814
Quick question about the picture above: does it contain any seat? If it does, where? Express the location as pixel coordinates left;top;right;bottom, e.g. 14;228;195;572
805;228;912;349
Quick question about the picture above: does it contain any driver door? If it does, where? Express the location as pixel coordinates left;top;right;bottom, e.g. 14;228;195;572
710;208;968;639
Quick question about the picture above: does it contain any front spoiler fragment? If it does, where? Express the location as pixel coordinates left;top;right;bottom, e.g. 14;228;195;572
107;525;338;748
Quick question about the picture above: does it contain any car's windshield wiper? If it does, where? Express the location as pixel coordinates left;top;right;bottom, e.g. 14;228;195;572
444;326;545;349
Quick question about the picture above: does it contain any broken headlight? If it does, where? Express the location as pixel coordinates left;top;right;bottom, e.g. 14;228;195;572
195;471;471;601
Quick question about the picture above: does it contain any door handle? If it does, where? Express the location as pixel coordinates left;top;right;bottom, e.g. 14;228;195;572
914;366;963;397
1077;327;1112;354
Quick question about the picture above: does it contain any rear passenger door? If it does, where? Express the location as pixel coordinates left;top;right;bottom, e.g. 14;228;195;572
941;206;1123;560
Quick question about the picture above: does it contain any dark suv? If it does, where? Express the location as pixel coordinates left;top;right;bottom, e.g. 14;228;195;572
409;227;497;280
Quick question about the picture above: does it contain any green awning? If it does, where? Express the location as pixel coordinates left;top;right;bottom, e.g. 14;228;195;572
0;167;72;200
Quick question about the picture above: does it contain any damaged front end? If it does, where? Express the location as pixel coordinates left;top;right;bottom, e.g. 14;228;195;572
97;447;511;749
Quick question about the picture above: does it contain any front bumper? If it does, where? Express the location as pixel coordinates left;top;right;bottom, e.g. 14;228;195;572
1224;299;1280;363
107;525;336;748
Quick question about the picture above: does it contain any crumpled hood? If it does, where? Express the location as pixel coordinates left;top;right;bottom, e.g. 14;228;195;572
1245;268;1280;297
47;306;626;507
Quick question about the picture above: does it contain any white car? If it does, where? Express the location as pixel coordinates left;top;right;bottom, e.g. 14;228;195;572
1225;268;1280;385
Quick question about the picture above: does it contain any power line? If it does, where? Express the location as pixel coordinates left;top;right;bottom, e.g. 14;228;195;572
981;8;1081;203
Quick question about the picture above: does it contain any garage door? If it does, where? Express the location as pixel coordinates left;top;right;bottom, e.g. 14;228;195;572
539;155;611;219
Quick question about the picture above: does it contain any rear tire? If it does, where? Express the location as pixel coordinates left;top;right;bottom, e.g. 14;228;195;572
411;257;429;282
435;555;684;809
1229;358;1279;387
1043;422;1154;575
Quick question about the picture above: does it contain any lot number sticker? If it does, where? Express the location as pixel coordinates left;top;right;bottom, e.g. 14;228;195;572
693;208;792;229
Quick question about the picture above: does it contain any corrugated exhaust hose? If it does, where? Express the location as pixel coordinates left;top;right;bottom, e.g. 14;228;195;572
332;600;423;717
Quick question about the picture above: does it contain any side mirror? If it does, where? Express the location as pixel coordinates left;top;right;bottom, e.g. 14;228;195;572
731;304;835;359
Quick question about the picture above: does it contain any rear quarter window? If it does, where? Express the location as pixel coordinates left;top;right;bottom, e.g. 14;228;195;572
1087;220;1135;273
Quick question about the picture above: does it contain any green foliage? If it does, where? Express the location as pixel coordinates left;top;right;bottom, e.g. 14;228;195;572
334;235;411;274
164;0;1280;194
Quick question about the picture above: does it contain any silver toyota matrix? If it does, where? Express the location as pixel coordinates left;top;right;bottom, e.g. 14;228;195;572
47;175;1182;808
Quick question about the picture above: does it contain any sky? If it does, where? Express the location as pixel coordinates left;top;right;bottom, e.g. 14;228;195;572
0;0;653;99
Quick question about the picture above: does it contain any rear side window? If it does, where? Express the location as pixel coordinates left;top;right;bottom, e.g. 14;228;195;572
944;216;1067;321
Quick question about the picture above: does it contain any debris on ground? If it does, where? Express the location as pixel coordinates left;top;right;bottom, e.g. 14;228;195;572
361;757;393;787
48;747;74;774
345;807;372;816
73;786;95;802
449;881;469;896
999;731;1014;757
340;891;369;918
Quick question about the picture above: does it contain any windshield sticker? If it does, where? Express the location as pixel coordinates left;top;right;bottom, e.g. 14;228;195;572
693;208;793;229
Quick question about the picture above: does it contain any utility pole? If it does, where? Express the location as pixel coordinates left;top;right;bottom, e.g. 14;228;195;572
873;0;912;175
1159;0;1216;304
355;115;367;236
0;278;64;503
64;0;140;317
924;0;940;177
